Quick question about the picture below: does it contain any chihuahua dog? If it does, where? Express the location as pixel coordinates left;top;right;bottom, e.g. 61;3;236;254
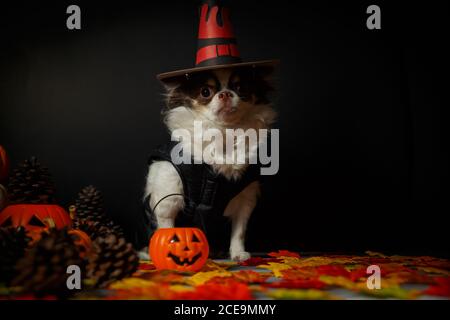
143;66;276;261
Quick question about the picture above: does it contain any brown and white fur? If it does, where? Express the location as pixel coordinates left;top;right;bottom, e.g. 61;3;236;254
143;66;276;261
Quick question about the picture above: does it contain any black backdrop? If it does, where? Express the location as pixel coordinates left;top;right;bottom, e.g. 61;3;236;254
0;1;448;256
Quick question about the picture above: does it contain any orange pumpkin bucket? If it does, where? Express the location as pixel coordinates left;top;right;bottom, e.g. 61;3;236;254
149;227;209;272
0;204;72;243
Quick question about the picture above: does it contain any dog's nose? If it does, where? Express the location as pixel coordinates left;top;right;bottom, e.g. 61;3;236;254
218;91;233;101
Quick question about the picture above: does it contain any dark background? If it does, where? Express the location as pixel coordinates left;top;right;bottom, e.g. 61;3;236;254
1;1;448;256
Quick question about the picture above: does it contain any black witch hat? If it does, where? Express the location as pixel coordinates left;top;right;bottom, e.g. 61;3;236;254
157;0;278;81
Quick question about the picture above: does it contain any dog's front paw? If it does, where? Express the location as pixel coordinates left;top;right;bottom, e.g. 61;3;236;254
231;251;251;262
138;247;150;261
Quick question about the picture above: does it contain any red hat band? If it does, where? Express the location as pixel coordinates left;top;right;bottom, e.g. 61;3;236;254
195;1;242;67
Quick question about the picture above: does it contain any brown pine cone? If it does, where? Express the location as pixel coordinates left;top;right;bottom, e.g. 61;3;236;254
0;227;30;284
73;185;125;237
74;185;105;221
72;219;120;241
7;156;55;204
11;228;84;298
86;234;139;288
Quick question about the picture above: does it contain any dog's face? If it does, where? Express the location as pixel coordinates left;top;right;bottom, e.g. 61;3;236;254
164;66;273;125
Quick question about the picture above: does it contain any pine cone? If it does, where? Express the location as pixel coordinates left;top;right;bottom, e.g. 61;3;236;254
86;234;139;288
0;227;30;284
74;185;105;221
102;220;125;238
7;157;55;204
11;228;84;297
72;219;119;241
73;185;125;237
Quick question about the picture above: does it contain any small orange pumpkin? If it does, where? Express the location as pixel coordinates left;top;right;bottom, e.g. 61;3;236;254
0;145;9;182
149;227;209;272
69;229;92;257
0;204;72;242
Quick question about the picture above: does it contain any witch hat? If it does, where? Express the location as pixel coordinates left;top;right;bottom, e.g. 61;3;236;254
157;0;278;81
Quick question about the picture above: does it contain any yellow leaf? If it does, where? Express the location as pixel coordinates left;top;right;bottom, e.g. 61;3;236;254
278;256;303;266
257;262;291;277
268;289;336;300
169;285;194;292
187;270;232;286
358;284;421;299
109;278;156;290
293;257;336;267
319;276;358;290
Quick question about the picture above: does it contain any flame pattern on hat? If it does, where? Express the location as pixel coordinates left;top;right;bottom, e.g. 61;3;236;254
196;0;241;66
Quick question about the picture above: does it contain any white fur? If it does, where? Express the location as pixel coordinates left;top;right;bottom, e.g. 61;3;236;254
144;69;276;261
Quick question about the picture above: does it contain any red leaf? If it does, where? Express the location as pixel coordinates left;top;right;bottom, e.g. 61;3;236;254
424;277;450;297
170;280;253;300
138;263;156;271
268;250;301;258
349;267;368;281
316;265;350;277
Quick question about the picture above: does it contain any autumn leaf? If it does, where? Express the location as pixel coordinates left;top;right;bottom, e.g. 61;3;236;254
423;277;450;297
109;278;156;290
291;256;335;268
138;262;156;271
278;256;303;266
319;276;358;290
267;289;335;300
232;270;270;283
187;270;232;286
348;267;369;281
202;259;236;271
139;270;187;284
264;279;327;290
280;267;320;280
257;262;292;277
238;257;282;266
170;280;253;300
268;250;301;258
316;265;350;278
415;266;450;276
107;280;174;300
169;285;194;292
358;285;421;299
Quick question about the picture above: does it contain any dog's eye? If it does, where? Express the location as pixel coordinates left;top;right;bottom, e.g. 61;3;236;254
200;87;212;98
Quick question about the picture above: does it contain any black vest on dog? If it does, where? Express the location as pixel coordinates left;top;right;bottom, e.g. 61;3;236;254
144;141;260;252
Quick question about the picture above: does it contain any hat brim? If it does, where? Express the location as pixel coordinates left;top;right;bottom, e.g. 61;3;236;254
156;59;279;82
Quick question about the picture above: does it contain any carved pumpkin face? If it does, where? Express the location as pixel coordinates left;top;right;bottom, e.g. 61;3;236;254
0;145;9;182
0;204;72;242
149;228;209;272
